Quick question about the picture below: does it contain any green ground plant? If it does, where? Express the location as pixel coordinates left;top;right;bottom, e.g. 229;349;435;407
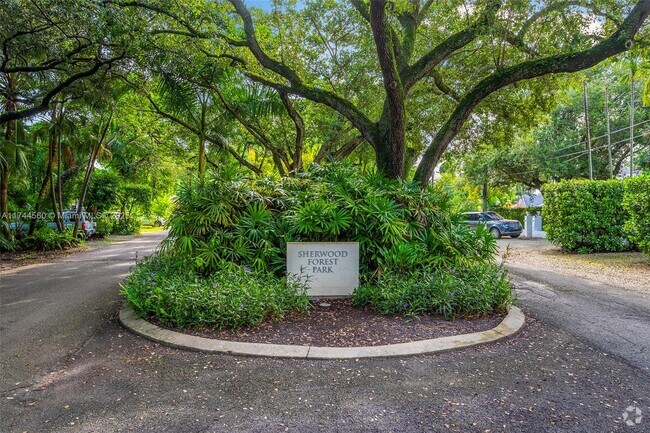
123;164;512;328
111;218;141;235
120;254;310;328
16;227;81;251
94;217;115;238
161;164;500;275
353;262;511;319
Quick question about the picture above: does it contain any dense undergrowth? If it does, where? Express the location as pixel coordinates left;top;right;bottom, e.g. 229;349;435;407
1;226;81;252
121;164;512;329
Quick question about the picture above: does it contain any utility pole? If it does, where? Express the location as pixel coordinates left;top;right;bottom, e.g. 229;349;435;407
629;71;635;177
605;87;613;179
583;80;593;180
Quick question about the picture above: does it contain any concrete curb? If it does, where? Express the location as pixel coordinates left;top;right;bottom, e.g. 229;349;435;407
119;305;524;359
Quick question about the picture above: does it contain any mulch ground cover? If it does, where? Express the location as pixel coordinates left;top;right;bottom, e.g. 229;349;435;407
153;298;505;347
0;246;87;271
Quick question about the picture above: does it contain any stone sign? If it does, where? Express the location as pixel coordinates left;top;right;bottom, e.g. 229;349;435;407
287;242;359;297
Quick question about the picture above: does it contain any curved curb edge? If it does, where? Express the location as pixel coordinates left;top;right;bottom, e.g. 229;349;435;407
119;305;524;359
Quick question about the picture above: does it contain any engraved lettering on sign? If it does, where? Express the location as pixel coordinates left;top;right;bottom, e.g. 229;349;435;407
287;243;359;297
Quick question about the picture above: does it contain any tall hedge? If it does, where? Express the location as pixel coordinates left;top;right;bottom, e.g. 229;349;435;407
623;174;650;257
543;179;630;253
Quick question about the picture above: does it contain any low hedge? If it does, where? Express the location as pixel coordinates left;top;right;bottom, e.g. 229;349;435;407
543;179;630;253
623;174;650;257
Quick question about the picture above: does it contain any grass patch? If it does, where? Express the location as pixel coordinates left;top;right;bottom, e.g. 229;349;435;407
140;226;165;233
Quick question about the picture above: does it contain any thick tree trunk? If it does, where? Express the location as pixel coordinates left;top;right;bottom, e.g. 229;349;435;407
374;136;404;179
28;139;55;235
370;1;406;180
374;120;405;180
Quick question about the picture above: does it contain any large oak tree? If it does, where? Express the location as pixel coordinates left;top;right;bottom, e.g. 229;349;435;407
206;0;649;183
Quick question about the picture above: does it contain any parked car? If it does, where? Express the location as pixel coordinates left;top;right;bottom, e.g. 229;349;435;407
462;211;522;239
46;211;97;237
8;211;96;238
139;215;166;227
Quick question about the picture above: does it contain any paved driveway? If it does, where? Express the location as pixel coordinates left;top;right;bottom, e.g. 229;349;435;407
498;238;650;373
0;232;164;391
1;234;648;432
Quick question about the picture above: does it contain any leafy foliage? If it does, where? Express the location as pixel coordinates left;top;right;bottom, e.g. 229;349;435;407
86;170;121;212
17;227;81;251
112;217;141;235
131;163;513;321
94;216;115;238
623;174;650;258
353;263;512;319
162;163;500;277
492;207;543;225
120;254;310;329
543;179;631;253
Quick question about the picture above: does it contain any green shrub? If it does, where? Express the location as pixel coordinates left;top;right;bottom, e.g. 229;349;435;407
121;254;310;329
352;262;512;319
623;174;650;258
94;217;115;238
112;218;141;235
543;179;631;253
162;163;499;277
1;236;16;252
129;163;511;325
1;221;16;252
17;227;81;251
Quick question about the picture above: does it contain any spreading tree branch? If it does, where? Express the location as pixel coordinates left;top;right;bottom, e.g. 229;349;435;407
401;0;501;92
210;82;290;174
227;0;374;140
0;53;125;124
278;90;305;172
413;0;650;184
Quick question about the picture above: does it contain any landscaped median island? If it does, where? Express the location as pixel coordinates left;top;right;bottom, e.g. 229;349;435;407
120;164;514;346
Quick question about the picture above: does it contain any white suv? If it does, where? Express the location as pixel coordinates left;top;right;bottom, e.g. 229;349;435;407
47;211;96;237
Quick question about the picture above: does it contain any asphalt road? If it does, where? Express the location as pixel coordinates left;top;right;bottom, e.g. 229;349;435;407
1;233;649;432
496;238;650;374
508;263;650;373
0;232;164;391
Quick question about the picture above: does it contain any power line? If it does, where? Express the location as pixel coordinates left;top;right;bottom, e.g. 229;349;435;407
549;119;650;154
504;133;649;177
